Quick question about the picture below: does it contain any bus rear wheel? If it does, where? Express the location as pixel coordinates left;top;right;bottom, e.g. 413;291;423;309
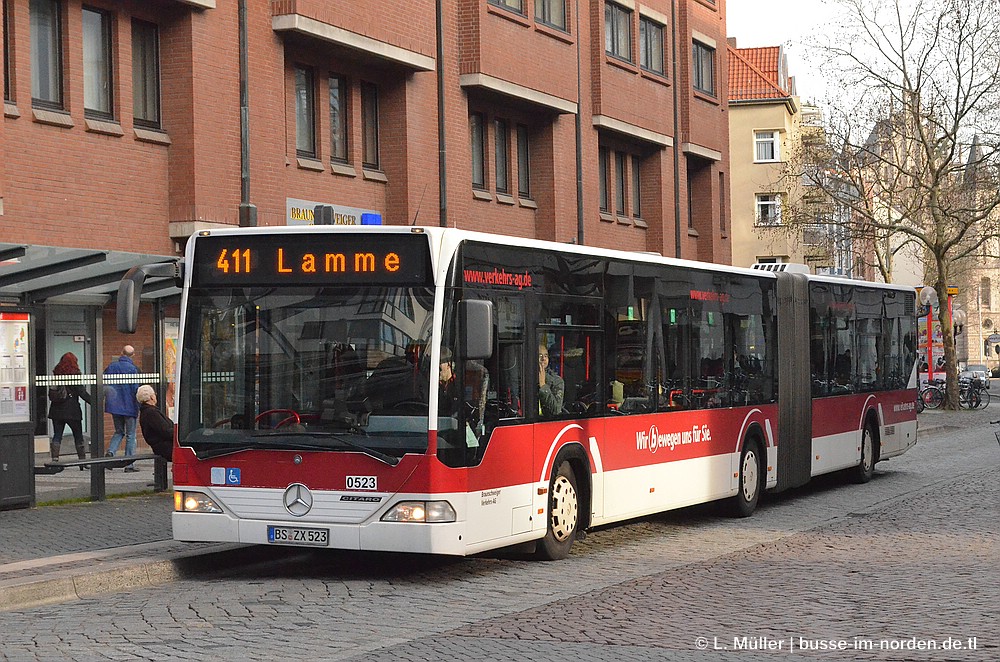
536;460;579;561
726;441;761;518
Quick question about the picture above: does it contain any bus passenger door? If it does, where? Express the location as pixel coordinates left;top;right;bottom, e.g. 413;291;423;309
465;295;535;547
535;326;605;527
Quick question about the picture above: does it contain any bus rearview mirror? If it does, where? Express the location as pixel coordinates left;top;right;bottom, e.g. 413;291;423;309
461;299;494;360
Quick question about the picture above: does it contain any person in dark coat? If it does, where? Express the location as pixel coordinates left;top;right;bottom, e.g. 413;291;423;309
47;352;94;466
136;385;173;461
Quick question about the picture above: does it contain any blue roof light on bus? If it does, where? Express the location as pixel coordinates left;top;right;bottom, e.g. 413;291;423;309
361;213;382;225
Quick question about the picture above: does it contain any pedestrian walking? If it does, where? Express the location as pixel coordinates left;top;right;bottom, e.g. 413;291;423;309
47;352;94;468
104;345;140;471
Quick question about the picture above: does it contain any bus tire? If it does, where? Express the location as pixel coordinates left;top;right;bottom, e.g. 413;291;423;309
726;440;762;518
535;460;579;561
850;423;876;484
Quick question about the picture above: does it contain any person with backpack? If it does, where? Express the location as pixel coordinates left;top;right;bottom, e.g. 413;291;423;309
104;345;141;471
47;352;94;467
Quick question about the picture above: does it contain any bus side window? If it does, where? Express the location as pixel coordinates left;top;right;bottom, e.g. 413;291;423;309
482;294;525;425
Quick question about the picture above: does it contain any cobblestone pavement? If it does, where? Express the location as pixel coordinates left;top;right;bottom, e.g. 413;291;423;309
0;495;173;565
1;408;997;661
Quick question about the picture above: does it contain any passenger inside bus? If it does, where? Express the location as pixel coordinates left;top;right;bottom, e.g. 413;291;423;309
438;348;460;416
538;343;565;417
437;349;489;466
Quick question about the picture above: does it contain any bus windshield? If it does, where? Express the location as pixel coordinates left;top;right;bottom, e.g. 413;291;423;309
178;285;436;461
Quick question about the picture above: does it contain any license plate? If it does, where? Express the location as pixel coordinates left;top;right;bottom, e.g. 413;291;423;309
267;525;329;546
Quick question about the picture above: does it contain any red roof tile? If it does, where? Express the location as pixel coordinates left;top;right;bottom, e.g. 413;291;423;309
729;45;790;102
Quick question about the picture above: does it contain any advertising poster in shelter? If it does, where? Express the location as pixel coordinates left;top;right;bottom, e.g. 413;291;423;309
0;313;30;423
163;319;179;421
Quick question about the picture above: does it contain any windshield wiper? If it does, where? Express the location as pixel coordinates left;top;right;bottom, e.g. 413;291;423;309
250;432;400;466
192;439;256;459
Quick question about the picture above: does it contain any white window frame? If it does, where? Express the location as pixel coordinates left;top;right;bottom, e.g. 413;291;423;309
755;193;782;226
754;130;780;162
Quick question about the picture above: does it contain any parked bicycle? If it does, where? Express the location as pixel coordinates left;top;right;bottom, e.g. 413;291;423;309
918;377;989;410
919;380;945;410
959;376;989;410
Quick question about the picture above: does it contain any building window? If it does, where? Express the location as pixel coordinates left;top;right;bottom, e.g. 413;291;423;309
687;170;694;228
132;20;160;129
3;0;12;102
535;0;566;30
471;112;486;189
489;0;524;15
719;172;726;231
692;41;715;96
295;66;315;157
605;2;632;63
754;130;780;162
495;118;509;194
756;193;781;226
82;7;113;119
517;124;531;198
30;0;62;109
639;17;663;74
631;155;641;218
361;81;380;169
329;74;348;163
615;151;626;215
599;147;609;212
982;277;992;309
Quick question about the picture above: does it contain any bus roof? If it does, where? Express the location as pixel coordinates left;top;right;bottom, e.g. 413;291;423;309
190;225;915;294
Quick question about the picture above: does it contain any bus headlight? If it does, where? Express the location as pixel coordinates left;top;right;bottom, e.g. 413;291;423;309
381;500;456;523
174;491;223;513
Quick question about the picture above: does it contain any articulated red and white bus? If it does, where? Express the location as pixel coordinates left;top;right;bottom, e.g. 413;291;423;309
119;226;918;559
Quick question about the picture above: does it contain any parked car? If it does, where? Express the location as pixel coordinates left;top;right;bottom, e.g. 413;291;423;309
960;364;990;389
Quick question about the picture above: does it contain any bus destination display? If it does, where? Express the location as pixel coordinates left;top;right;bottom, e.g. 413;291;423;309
192;233;430;286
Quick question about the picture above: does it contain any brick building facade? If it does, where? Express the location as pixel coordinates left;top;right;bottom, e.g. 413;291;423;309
1;0;731;447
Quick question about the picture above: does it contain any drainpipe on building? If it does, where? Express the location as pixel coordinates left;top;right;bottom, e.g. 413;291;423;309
436;0;448;228
238;0;257;227
575;0;584;245
672;0;681;258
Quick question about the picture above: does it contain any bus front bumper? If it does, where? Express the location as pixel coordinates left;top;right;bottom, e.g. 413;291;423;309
172;511;471;556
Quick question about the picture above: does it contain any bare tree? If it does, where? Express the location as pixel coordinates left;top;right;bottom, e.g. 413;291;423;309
781;0;1000;408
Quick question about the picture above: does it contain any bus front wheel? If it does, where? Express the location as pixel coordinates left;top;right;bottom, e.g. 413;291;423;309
726;440;761;518
850;424;876;484
536;460;579;561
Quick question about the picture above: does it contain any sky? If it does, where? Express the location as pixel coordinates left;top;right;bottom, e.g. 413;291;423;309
726;0;837;103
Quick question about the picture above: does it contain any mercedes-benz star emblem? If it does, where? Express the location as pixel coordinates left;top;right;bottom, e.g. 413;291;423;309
283;483;313;517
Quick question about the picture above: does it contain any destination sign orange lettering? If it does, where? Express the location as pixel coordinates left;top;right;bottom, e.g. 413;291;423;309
193;234;428;286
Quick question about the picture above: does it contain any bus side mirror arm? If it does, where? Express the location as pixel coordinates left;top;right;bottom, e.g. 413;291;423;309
460;299;494;360
117;261;183;333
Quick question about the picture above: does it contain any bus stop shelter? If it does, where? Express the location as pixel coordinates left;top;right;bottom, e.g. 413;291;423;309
0;242;179;507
